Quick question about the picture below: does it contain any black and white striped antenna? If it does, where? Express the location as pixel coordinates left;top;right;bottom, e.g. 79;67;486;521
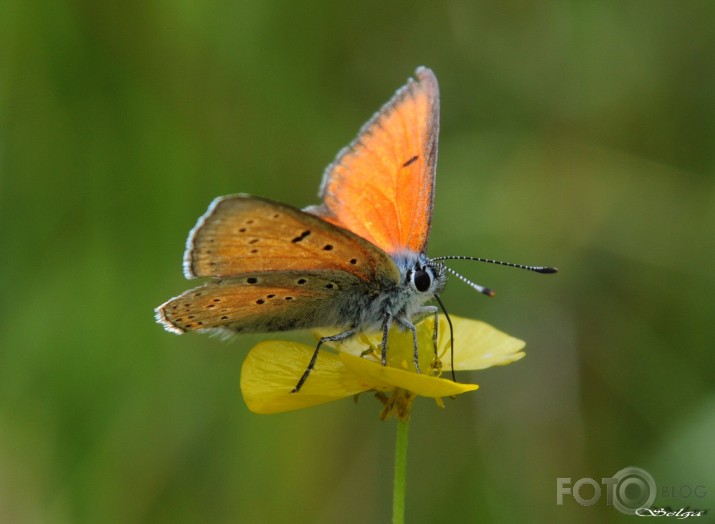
431;256;557;296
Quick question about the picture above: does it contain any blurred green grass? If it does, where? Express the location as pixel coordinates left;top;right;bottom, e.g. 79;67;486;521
1;2;714;523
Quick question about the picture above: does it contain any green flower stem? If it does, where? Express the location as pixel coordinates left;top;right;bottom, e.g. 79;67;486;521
392;418;410;524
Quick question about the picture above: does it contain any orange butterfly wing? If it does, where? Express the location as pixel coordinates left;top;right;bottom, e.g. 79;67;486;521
309;67;440;254
183;194;399;285
155;271;366;334
160;195;403;335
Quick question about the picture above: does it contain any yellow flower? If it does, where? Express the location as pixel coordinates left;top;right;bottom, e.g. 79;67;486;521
240;315;525;419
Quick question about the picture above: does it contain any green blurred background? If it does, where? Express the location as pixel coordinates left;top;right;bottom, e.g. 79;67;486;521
2;2;714;523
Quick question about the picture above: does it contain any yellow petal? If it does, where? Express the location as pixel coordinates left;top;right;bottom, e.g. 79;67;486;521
438;316;526;371
314;314;525;372
339;353;479;398
240;341;370;414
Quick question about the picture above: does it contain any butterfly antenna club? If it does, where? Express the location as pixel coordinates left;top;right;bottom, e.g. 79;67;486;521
437;263;495;297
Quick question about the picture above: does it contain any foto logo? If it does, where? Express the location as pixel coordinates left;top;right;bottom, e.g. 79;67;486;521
557;466;657;515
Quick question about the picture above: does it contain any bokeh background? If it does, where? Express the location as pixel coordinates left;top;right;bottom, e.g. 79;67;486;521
2;2;714;523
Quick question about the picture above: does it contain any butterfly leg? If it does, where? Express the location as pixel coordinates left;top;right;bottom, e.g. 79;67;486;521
426;298;457;382
407;305;440;359
292;327;358;393
432;308;439;357
395;316;421;375
414;305;439;357
412;305;438;324
380;313;393;366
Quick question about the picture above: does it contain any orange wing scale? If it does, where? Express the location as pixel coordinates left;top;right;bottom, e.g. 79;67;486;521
312;67;440;254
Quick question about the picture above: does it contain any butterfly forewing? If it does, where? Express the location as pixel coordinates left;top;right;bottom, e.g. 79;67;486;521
156;271;369;334
311;67;440;254
184;195;400;284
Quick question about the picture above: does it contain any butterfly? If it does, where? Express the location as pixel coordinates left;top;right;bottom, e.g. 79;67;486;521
155;67;556;392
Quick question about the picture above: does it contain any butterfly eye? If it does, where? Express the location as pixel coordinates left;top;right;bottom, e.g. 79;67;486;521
413;269;432;292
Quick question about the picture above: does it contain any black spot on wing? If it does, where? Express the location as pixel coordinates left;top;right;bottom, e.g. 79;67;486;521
402;155;419;167
292;230;311;243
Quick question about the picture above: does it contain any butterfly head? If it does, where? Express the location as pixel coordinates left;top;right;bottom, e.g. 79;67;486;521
394;252;447;299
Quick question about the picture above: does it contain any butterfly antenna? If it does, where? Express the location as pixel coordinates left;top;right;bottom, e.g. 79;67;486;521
437;263;496;297
434;293;456;382
432;256;558;274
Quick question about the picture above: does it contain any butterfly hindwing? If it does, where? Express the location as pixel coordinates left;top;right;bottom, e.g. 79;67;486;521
310;67;440;254
156;271;370;334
